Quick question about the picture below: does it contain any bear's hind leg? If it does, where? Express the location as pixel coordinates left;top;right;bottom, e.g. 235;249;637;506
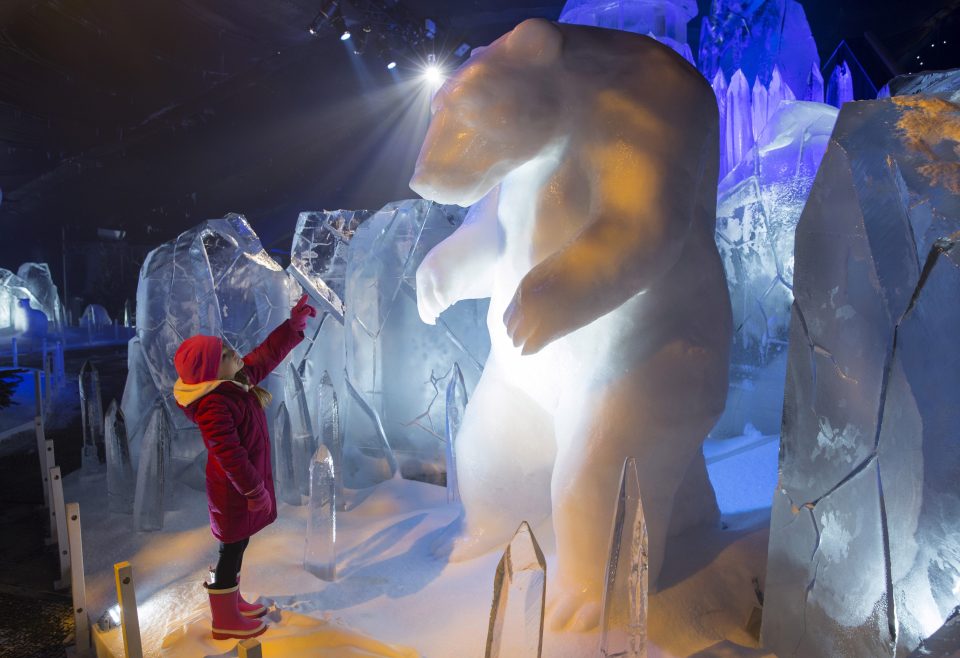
547;365;716;632
432;360;556;562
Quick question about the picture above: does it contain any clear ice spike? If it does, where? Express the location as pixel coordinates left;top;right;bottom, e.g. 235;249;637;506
304;445;337;581
724;70;754;176
133;401;170;531
599;457;648;658
273;401;302;506
318;371;344;511
445;363;468;504
285;362;316;497
78;360;104;471
485;521;547;658
104;400;134;514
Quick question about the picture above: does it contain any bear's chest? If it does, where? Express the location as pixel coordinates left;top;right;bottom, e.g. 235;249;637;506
497;149;589;271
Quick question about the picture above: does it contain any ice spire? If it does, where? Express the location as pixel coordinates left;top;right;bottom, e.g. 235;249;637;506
767;65;796;118
826;61;854;108
133;401;170;531
104;400;134;514
724;69;754;176
805;62;825;103
485;521;547;658
304;445;337;581
751;77;769;144
599;458;648;658
445;363;467;504
711;70;729;178
317;370;344;511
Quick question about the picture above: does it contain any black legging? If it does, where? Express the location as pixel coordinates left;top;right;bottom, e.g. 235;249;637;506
212;538;249;589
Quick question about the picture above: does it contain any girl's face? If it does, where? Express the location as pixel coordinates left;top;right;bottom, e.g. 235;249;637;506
217;346;243;380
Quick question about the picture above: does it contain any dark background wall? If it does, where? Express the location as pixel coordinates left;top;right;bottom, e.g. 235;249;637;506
0;0;957;316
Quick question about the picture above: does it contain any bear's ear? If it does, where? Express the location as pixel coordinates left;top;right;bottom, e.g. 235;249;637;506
505;18;561;66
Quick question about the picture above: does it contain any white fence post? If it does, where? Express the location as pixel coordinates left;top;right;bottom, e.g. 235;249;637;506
45;439;57;543
50;467;71;589
33;371;43;422
114;561;143;658
35;416;50;510
238;638;263;658
66;502;91;655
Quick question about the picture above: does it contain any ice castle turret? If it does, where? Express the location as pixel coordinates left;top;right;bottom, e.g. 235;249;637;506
698;0;819;102
559;0;698;63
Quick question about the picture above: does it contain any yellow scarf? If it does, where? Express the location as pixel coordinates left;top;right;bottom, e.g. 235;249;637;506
173;377;249;407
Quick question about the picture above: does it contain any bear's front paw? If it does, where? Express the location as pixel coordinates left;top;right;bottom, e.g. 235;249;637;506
415;253;451;325
504;273;563;355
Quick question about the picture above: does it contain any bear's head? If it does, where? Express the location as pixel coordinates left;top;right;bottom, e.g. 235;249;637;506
410;19;565;207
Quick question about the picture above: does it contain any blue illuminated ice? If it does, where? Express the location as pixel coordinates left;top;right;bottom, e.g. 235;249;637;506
558;0;697;63
713;100;838;438
698;0;819;106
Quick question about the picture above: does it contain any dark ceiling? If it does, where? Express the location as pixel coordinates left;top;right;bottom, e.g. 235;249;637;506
0;0;957;285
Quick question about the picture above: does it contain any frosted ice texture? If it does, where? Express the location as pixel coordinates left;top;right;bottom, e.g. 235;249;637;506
558;0;697;63
713;100;838;438
0;268;43;330
600;458;648;658
444;363;467;504
343;199;489;487
289;210;372;322
698;0;819;107
762;85;960;657
133;400;171;531
79;359;104;470
16;263;64;330
411;20;728;627
826;61;854;108
304;445;337;581
123;214;297;468
485;521;546;658
104;400;134;514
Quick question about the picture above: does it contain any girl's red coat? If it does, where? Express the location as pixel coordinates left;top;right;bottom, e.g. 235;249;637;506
180;320;303;543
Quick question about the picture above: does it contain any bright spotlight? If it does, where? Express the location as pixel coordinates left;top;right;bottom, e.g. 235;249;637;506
387;61;397;70
424;65;444;85
340;30;351;41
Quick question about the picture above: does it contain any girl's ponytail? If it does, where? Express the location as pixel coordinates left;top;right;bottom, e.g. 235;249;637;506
234;369;273;408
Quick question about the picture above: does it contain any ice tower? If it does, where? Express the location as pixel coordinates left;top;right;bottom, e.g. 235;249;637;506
698;0;819;102
559;0;698;63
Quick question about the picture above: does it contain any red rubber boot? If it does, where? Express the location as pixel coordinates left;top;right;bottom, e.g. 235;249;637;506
236;575;267;618
205;583;267;640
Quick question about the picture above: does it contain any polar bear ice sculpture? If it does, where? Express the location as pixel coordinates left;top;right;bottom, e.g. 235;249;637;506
411;19;731;630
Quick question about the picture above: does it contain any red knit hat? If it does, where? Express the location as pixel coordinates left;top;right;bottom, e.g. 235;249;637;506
174;335;223;384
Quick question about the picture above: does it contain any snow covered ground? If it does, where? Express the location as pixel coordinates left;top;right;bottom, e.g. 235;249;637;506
66;434;779;657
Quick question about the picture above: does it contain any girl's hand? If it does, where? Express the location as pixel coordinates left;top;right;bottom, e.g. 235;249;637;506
290;294;317;332
245;482;271;513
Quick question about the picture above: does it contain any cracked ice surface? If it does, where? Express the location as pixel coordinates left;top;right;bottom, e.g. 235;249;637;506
713;100;837;438
343;199;489;487
763;75;960;657
123;214;299;465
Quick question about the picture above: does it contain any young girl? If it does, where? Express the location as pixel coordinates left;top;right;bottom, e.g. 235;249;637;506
173;294;316;640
